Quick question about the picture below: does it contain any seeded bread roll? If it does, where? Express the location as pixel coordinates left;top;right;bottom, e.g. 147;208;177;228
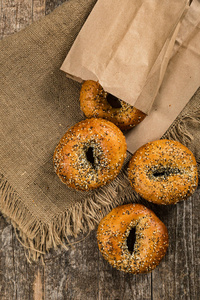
128;139;198;205
80;80;146;131
97;203;169;274
53;118;127;191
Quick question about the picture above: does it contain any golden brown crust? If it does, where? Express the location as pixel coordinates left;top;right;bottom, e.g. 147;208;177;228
80;80;146;131
97;203;169;274
128;139;198;205
53;118;127;191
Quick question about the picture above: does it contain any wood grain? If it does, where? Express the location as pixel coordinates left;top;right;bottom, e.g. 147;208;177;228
0;0;32;38
32;0;45;21
151;189;200;300
0;1;199;299
45;0;67;15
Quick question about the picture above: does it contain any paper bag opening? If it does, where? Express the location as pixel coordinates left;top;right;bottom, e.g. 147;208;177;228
61;0;189;115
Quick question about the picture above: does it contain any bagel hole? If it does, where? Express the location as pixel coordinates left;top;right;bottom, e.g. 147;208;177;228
153;170;167;177
153;167;181;178
106;94;122;108
86;147;95;166
126;227;136;255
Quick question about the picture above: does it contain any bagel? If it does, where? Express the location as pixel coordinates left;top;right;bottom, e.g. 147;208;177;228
53;118;127;191
128;139;198;205
97;203;169;274
80;80;146;131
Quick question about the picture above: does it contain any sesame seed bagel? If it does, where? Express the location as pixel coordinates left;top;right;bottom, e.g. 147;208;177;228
128;139;198;205
53;118;127;191
97;203;169;274
80;80;146;131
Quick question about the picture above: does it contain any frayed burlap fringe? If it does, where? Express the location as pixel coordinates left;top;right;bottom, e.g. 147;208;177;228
0;170;139;262
0;109;199;262
163;109;200;174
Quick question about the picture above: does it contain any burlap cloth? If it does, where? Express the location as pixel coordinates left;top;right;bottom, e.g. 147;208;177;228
0;0;199;261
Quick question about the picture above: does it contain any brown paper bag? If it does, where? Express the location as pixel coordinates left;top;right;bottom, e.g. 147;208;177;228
126;0;200;153
61;0;189;114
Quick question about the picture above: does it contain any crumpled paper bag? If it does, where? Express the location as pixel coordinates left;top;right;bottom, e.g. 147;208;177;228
61;0;189;114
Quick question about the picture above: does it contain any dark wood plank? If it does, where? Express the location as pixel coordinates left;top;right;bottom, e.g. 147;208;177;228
0;216;44;300
12;228;45;300
0;217;16;299
45;0;67;15
44;232;99;300
151;187;200;300
0;0;32;39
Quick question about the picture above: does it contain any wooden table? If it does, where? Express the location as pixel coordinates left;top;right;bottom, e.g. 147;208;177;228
0;1;199;299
